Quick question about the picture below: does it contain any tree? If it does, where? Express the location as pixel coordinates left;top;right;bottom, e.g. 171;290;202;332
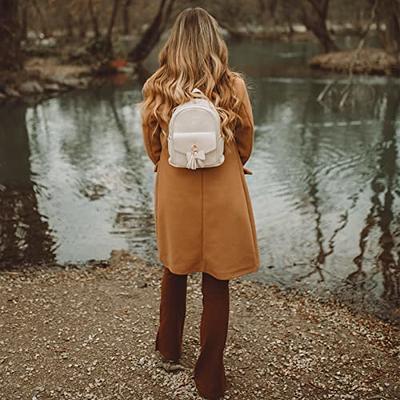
20;0;29;41
128;0;175;62
0;0;21;70
88;0;100;39
106;0;121;49
86;0;121;59
375;0;400;59
300;0;339;52
213;0;251;39
123;0;133;35
31;0;49;37
257;0;279;27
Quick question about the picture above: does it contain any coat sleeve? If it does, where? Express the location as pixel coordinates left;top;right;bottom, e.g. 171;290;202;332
141;114;162;171
234;78;255;167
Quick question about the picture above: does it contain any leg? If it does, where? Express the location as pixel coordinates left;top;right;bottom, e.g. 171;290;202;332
155;265;188;362
194;272;230;399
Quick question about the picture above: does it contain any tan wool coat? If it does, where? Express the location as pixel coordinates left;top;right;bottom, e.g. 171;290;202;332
141;76;260;280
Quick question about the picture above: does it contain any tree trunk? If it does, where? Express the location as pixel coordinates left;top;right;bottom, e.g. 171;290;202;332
106;0;121;49
376;0;400;58
65;11;74;39
301;0;339;53
88;0;100;39
31;0;48;37
257;0;278;26
78;12;86;39
123;0;132;35
0;0;21;70
128;0;175;62
20;1;28;41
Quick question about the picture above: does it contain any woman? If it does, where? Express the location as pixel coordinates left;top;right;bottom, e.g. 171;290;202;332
139;7;260;400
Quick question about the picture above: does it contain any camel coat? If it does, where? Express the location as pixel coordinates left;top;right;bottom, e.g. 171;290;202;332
141;77;260;280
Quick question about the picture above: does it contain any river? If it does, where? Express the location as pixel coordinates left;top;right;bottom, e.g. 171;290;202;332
0;40;399;323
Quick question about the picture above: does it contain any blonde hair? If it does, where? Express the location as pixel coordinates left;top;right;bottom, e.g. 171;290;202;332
139;7;245;143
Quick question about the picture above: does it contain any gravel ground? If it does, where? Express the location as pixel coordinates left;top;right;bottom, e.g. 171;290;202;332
0;250;399;400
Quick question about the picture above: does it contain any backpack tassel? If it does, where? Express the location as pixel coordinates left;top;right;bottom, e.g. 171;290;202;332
186;148;205;170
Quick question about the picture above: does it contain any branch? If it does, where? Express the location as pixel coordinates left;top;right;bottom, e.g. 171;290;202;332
317;0;378;108
338;0;378;108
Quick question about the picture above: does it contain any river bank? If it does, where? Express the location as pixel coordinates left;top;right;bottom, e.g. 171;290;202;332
0;250;399;399
0;56;138;105
309;48;400;76
2;31;400;106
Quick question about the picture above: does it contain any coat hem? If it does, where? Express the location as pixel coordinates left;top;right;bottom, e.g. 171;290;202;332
159;257;260;281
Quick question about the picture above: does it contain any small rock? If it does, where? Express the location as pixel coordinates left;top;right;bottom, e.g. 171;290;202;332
4;86;20;97
137;280;147;288
138;357;146;365
43;83;61;92
19;80;44;95
59;77;86;88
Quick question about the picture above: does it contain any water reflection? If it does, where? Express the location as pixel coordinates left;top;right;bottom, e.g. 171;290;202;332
0;105;55;265
247;77;400;321
372;88;400;306
26;86;158;263
0;42;399;323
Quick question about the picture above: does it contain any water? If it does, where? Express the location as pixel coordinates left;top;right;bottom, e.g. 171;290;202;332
1;40;399;323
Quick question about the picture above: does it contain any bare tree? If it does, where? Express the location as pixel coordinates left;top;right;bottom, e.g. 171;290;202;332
123;0;133;35
88;0;100;39
214;0;250;39
65;10;74;38
20;0;29;40
300;0;339;52
106;0;121;46
375;0;400;59
78;11;87;38
31;0;49;37
257;0;278;26
128;0;175;62
0;0;21;70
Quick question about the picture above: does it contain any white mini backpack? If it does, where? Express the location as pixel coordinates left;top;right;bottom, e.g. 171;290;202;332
167;88;224;170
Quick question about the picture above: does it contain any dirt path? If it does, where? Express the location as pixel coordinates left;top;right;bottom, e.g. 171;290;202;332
0;251;399;399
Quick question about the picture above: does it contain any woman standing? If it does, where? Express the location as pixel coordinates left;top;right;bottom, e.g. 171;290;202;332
140;7;260;399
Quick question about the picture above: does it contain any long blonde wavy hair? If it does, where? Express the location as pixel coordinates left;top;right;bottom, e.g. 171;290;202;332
139;7;245;143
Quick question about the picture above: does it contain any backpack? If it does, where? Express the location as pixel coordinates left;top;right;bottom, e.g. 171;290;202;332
167;88;224;170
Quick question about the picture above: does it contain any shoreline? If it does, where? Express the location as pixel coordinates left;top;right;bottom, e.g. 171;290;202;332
1;38;400;106
1;250;399;399
309;48;400;76
0;56;139;106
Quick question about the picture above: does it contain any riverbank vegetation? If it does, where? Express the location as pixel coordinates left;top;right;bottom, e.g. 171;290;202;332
0;0;400;103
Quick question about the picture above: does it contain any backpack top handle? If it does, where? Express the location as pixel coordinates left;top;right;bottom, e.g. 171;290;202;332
192;88;203;95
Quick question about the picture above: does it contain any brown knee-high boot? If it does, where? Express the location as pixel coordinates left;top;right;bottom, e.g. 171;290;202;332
155;266;188;361
194;272;230;400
